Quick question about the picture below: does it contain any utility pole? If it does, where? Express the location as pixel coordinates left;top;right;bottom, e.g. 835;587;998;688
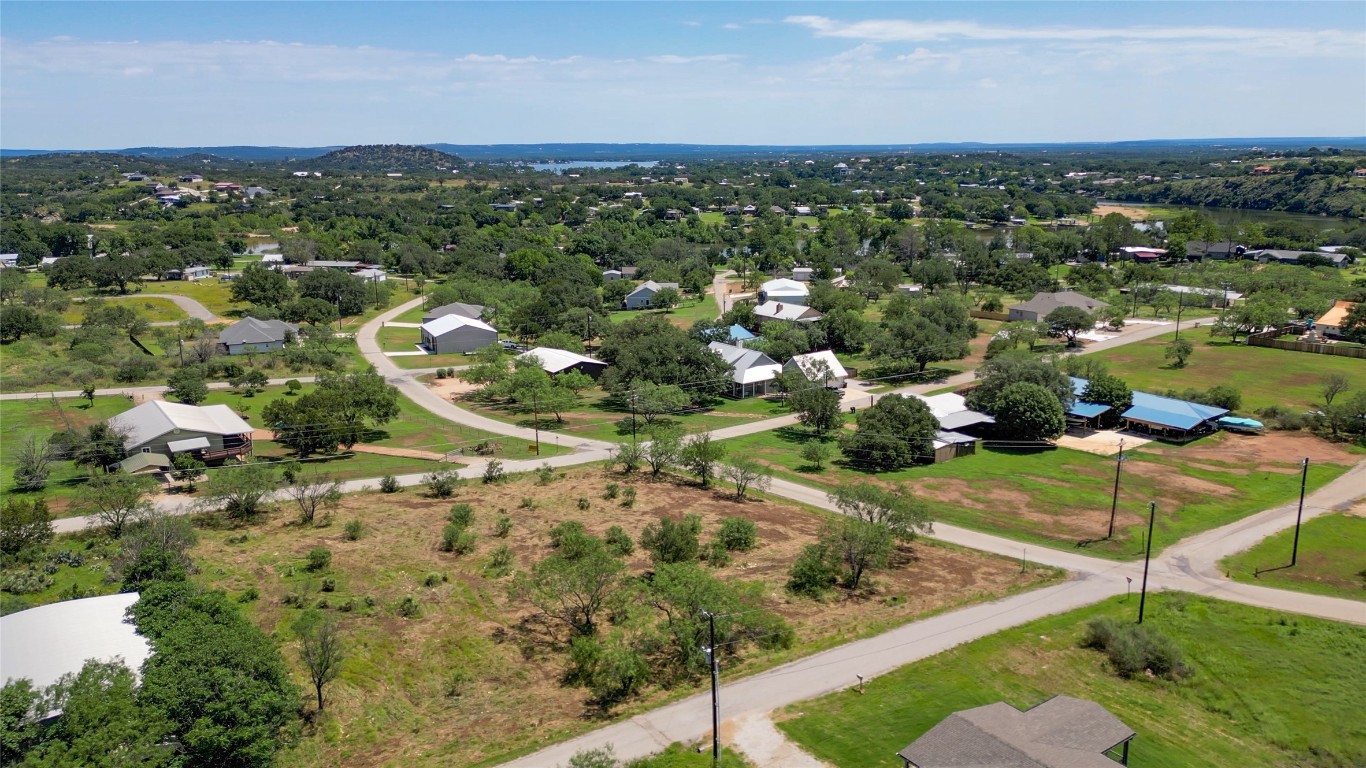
532;392;540;455
630;392;639;443
1290;457;1309;566
1137;501;1156;624
1107;439;1126;539
1174;286;1185;342
702;610;721;768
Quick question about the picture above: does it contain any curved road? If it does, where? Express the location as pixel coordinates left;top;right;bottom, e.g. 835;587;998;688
63;293;223;329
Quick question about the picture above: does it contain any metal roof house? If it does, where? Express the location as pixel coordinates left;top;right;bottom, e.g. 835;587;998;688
754;301;822;324
623;281;680;310
422;301;486;323
217;317;298;355
517;347;608;379
1314;300;1358;338
164;264;212;281
784;350;849;388
898;695;1136;768
760;278;811;305
0;593;151;707
1068;377;1227;440
1007;291;1109;323
420;313;498;355
708;341;782;398
108;400;254;470
911;392;995;462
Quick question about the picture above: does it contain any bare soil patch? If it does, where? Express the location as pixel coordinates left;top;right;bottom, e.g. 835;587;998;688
1123;460;1237;497
1146;432;1357;467
1092;203;1154;220
192;466;1057;768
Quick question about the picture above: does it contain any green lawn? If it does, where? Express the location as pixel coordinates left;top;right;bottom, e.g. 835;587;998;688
1221;513;1366;600
779;594;1366;768
1085;326;1366;413
62;296;188;324
118;278;238;316
376;323;423;352
608;296;716;329
717;428;1351;560
459;388;790;444
0;396;134;514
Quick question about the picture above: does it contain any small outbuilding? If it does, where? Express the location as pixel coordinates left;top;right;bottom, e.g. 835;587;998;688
1314;300;1357;339
420;313;498;355
897;695;1136;768
517;347;608;379
217;316;298;355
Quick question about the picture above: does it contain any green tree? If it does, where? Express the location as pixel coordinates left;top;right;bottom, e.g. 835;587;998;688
83;472;155;538
194;461;276;519
799;440;832;470
789;384;843;436
1321;373;1352;406
1165;337;1195;367
297;269;367;316
629;380;691;424
680;433;725;488
166;366;208;405
965;351;1073;413
17;660;174;767
284;471;343;526
1339;302;1366;344
651;286;681;309
820;517;892;590
458;343;512;391
639;514;703;564
295;612;346;711
171;453;205;491
840;394;938;471
129;583;298;768
1044;305;1093;346
12;435;52;492
598;316;732;399
645;425;683;477
1082;372;1134;415
0;496;52;559
827;483;932;542
231;264;293;306
723;455;772;500
993;382;1067;441
513;536;624;636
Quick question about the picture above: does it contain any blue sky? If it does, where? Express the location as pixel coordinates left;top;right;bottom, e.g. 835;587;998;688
3;2;1363;148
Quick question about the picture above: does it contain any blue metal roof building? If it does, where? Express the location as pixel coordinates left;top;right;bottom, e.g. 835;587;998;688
1069;377;1228;439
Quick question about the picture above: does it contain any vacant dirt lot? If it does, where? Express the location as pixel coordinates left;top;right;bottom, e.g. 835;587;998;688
192;467;1058;768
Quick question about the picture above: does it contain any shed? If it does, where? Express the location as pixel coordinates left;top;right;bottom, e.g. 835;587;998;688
708;341;782;398
898;695;1136;768
420;313;498;354
1314;300;1357;338
912;392;995;434
517;347;608;379
109;400;253;463
931;431;979;463
217;316;298;355
785;350;849;388
792;267;815;282
602;269;623;281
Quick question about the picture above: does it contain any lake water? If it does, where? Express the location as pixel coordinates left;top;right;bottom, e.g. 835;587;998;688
526;160;660;174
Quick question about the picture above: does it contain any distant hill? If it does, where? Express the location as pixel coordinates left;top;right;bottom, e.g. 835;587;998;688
307;144;463;172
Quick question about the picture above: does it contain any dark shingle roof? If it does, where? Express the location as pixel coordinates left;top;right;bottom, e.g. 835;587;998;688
1010;291;1108;316
899;696;1134;768
218;317;298;346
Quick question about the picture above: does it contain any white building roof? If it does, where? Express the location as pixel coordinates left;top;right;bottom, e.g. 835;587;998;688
1;593;150;694
421;313;497;336
761;278;810;297
912;392;995;430
754;301;820;322
787;350;848;381
518;347;605;374
708;342;782;385
110;401;253;451
626;280;679;298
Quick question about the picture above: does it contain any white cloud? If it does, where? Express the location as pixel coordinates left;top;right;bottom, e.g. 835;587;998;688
722;23;743;31
647;54;742;65
784;15;1364;56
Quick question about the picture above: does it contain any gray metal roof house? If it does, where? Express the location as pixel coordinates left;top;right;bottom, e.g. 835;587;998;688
708;341;781;397
108;400;254;470
422;301;486;323
217;316;299;355
420;313;498;354
1007;291;1109;322
623;281;680;310
898;696;1136;768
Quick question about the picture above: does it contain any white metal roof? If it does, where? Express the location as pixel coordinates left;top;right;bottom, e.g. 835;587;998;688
754;302;820;322
626;280;679;297
1;593;150;693
708;342;782;385
110;401;253;451
787;350;848;381
166;436;212;453
518;347;606;374
420;313;497;336
761;278;810;296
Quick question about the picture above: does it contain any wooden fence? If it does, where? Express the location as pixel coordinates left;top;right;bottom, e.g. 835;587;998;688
1246;324;1366;359
970;310;1010;322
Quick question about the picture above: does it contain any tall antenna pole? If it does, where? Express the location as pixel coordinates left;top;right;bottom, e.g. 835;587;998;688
1291;457;1309;566
1137;501;1156;624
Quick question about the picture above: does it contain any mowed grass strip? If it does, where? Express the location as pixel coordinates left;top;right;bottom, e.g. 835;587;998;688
1221;510;1366;600
1084;325;1366;413
718;428;1355;560
778;594;1366;768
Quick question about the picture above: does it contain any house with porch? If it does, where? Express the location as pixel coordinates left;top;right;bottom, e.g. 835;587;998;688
109;400;254;472
708;341;782;398
623;281;679;310
784;350;849;388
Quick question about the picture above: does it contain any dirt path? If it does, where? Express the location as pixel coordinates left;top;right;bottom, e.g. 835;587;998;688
347;444;452;461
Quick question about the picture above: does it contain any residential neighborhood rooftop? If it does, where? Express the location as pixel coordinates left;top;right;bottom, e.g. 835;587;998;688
109;400;254;452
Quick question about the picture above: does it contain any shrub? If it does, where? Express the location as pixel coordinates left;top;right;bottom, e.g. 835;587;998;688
448;503;475;529
315;598;329;609
422;572;445;587
435;368;447;380
398;595;421;618
519;496;536;510
440;524;477;554
577;496;591;510
787;544;837;598
639;514;702;564
603;483;619;500
343;519;363;541
704;539;731;567
423;468;460;498
286;379;303;394
482;459;505;484
362;595;376;608
238;587;260;603
485;545;513;578
320;577;336;592
1081;618;1189;680
549;520;589;549
800;441;832;471
305;547;332;572
620;487;637;508
604;525;634;557
281;592;305;608
0;570;52;594
495;515;513;538
537;463;557;485
717;517;758;552
338;599;354;612
379;475;401;494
